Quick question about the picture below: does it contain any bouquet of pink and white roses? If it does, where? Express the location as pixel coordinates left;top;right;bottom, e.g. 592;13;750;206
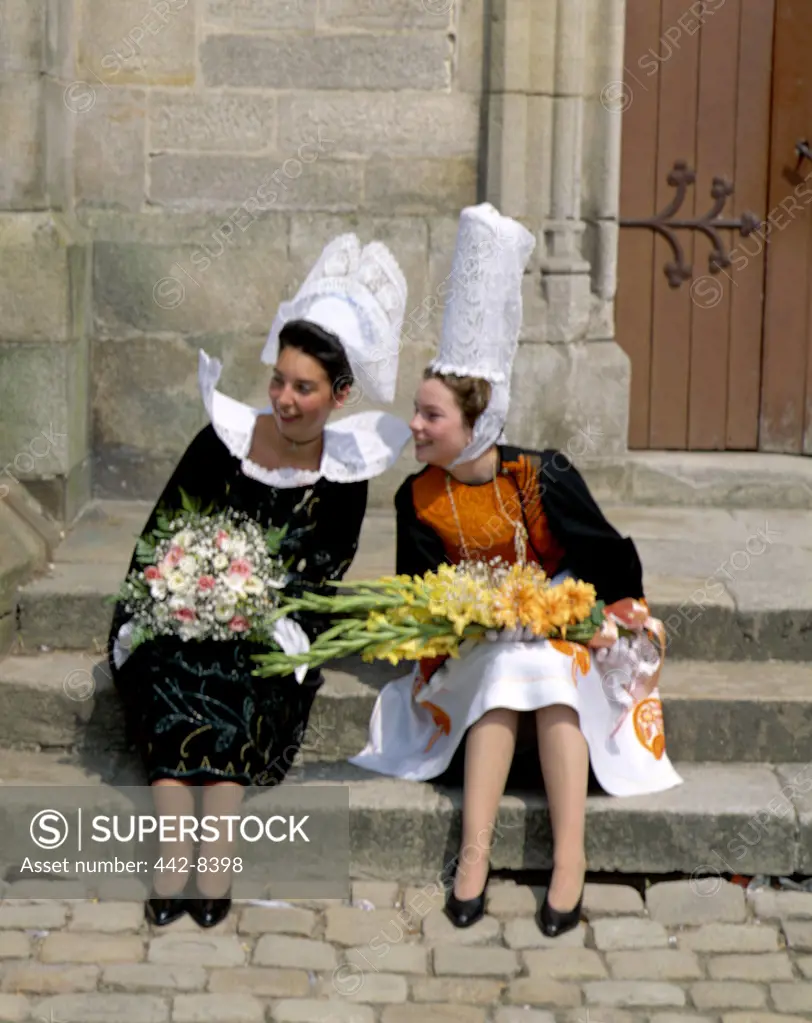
117;490;291;652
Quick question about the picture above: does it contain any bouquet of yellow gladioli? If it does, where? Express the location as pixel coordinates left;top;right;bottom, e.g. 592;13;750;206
251;558;607;678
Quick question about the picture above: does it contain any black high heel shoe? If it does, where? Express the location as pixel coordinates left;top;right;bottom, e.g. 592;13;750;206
536;887;584;938
188;896;232;928
444;867;490;929
188;880;232;929
145;895;187;927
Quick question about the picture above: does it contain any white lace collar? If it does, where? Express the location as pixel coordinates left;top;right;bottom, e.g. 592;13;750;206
198;350;411;488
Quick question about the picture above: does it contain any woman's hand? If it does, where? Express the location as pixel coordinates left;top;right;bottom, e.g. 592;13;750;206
587;617;619;649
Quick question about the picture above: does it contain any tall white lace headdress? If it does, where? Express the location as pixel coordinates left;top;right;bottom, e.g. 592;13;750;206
261;233;407;404
429;203;536;465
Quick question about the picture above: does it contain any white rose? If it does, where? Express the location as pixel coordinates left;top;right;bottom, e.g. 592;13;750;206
214;603;234;622
213;553;229;571
166;570;188;593
150;581;168;601
242;576;264;596
168;594;190;612
179;555;198;576
225;574;245;593
174;530;193;549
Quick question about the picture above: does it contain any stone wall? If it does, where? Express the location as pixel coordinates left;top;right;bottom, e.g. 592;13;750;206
62;0;486;509
0;0;631;517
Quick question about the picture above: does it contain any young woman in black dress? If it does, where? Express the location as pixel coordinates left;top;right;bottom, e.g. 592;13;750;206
108;235;409;928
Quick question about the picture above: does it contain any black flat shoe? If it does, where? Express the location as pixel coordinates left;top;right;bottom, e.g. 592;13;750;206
145;896;186;927
188;896;232;928
537;888;584;938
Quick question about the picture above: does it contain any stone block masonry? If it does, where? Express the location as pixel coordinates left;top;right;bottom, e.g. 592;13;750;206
0;879;804;1021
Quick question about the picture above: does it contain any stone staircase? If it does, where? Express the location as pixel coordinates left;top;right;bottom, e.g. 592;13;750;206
2;497;812;884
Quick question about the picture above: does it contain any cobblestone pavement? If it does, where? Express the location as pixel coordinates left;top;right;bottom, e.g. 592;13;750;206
0;878;810;1022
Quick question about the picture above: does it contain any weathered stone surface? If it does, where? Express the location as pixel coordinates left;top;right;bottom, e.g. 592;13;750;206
148;934;246;967
149;91;276;152
0;213;87;344
238;907;316;936
748;886;812;920
40;933;145;963
0;903;66;929
325;907;419;947
522;948;607;980
103;964;206;991
31;994;169;1022
679;923;781;953
317;972;408;1002
0;342;88;487
606;950;703;980
421;911;500;945
0;931;30;959
509;340;630;457
0;964;98;994
201;33;451;90
0;75;44;210
273;1002;375;1023
149;154;362;211
411;978;507;1004
203;0;316;30
707;954;795;981
505;978;582;1007
69;901;144;932
381;1008;485;1023
647;880;747;926
253;935;337;970
350;881;400;908
503;917;586;949
172;994;265;1022
278;93;479;159
592;917;668;950
0;995;29;1022
583;981;686;1007
0;0;44;72
583;883;646;917
433;945;520;977
343;943;428;975
493;1011;555;1023
207;967;309;996
484;881;541;918
770;983;812;1014
782;920;812;951
363;159;477;214
320;0;454;30
691;983;768;1010
74;89;146;211
78;0;196;85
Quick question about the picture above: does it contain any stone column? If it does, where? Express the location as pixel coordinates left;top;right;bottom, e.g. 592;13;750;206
0;0;91;523
486;0;631;459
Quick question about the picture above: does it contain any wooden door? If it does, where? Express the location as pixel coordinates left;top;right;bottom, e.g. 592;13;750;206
616;0;776;450
759;0;812;454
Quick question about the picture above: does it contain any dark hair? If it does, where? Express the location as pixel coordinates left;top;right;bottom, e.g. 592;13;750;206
278;319;354;390
423;368;492;430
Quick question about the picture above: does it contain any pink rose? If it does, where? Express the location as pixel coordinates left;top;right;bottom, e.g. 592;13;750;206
173;608;196;622
144;566;161;581
197;575;216;591
216;530;229;549
228;615;249;633
164;546;184;569
229;558;252;578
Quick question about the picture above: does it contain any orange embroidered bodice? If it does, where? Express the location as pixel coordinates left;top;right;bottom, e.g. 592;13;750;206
411;453;566;575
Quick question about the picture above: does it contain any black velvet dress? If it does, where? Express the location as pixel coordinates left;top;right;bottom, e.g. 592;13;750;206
107;424;367;786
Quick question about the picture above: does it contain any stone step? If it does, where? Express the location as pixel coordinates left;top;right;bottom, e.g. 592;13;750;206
2;652;811;764
0;748;807;881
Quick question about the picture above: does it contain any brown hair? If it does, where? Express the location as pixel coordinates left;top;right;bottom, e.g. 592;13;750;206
423;369;492;430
